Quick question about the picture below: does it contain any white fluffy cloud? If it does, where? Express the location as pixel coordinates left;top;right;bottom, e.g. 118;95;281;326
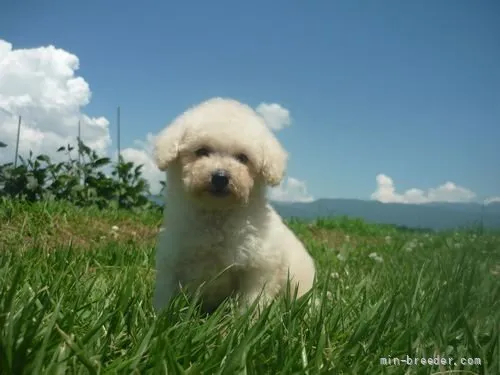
255;103;291;131
0;39;111;164
485;197;500;205
121;133;165;194
269;177;314;203
371;174;478;204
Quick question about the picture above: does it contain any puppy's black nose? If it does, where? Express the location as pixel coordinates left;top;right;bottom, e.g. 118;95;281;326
211;169;230;191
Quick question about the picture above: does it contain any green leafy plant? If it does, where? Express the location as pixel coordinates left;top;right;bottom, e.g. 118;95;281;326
0;139;161;211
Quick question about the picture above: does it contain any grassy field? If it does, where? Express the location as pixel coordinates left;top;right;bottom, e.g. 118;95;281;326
0;200;499;374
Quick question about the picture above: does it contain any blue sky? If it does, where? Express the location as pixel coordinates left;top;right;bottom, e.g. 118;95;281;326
1;0;499;202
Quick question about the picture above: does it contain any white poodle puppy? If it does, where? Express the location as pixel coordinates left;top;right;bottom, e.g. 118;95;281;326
152;97;316;313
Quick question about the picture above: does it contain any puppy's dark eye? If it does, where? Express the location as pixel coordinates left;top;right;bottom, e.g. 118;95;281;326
235;153;249;164
195;147;211;157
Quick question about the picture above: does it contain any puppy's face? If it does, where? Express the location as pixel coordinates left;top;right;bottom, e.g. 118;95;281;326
178;136;258;207
154;98;289;209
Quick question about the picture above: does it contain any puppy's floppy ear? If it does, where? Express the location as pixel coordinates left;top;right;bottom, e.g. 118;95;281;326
260;133;288;186
154;120;185;171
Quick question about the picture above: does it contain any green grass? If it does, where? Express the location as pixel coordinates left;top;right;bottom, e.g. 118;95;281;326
1;200;499;374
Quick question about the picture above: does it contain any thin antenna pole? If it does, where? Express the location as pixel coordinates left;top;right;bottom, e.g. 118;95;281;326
116;106;121;207
78;119;81;165
14;115;21;167
117;106;121;164
77;119;83;185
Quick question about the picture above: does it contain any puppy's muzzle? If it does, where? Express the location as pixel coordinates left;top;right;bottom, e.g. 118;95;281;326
210;169;230;196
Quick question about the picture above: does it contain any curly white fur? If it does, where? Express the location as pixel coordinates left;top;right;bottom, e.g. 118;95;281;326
152;97;315;313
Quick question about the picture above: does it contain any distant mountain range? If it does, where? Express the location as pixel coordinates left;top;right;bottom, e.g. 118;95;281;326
271;199;500;231
149;195;500;231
